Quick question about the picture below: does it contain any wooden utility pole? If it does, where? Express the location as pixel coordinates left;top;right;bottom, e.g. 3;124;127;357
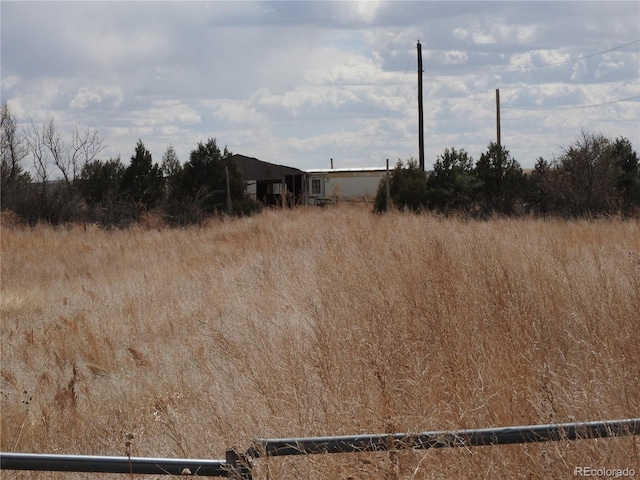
496;88;501;147
417;41;425;172
225;165;233;215
386;158;391;211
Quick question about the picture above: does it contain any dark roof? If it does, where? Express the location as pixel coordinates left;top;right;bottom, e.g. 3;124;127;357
230;154;304;182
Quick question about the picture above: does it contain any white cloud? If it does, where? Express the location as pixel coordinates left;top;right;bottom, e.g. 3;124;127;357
304;49;407;89
129;100;201;128
67;30;171;70
594;58;627;79
444;50;469;65
211;99;266;125
1;74;20;91
509;50;570;69
338;1;382;25
495;24;539;44
70;88;103;109
2;1;638;171
255;86;361;118
70;86;124;110
453;25;496;46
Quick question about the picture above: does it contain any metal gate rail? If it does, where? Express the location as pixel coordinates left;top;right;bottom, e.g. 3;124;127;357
1;418;638;478
248;418;640;457
0;452;234;476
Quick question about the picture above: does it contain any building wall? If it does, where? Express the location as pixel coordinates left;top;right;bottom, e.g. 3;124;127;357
307;168;388;203
245;181;257;200
231;154;306;206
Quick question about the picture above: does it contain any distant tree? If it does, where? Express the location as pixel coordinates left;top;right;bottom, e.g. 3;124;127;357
68;122;105;186
475;142;525;215
161;144;182;199
426;147;479;213
25;116;104;193
120;139;164;213
610;136;640;214
80;157;125;207
176;139;246;221
374;158;428;213
13;112;104;223
526;157;562;215
161;144;187;224
22;116;72;223
79;157;128;226
556;131;618;216
1;102;31;212
374;170;392;213
80;157;125;222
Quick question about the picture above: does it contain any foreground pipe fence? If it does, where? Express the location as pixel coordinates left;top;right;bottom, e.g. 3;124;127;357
247;418;640;457
0;453;231;476
2;418;638;479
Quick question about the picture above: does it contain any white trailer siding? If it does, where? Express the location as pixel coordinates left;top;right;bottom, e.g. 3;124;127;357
306;168;388;204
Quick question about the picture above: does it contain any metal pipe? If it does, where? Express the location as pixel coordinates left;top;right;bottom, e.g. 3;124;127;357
248;418;640;457
3;418;638;474
0;452;229;476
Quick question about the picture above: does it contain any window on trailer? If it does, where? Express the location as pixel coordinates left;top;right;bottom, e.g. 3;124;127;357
311;178;322;196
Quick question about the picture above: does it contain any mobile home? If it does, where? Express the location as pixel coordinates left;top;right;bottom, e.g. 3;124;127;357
306;167;388;205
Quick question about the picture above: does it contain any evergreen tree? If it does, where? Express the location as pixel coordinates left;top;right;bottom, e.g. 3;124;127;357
80;157;125;207
610;136;640;214
526;157;560;215
426;147;479;213
374;158;428;213
475;142;525;215
79;157;128;225
178;139;244;215
120;140;164;211
161;144;182;199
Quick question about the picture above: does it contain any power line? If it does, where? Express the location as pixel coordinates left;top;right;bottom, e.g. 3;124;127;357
379;83;418;154
357;52;414;160
503;94;640;111
463;39;640;70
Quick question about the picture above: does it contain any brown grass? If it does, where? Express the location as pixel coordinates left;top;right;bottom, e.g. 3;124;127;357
1;205;639;478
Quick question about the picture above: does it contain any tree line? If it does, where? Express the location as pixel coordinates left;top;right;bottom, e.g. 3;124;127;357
1;103;259;227
375;132;639;218
2;102;639;226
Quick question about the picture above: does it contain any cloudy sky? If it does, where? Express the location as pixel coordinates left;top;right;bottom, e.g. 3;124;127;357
2;1;639;171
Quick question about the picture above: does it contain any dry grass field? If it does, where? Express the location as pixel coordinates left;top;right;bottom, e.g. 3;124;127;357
1;205;639;479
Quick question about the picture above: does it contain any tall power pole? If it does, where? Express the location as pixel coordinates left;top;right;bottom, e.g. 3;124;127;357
496;88;501;147
417;41;425;172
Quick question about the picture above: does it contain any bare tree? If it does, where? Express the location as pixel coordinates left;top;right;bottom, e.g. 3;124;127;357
25;115;104;187
69;123;105;184
23;114;105;222
1;102;31;209
25;117;51;186
43;116;68;187
559;130;615;216
1;102;28;183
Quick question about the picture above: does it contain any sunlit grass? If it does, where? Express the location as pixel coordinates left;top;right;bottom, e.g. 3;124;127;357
1;206;639;478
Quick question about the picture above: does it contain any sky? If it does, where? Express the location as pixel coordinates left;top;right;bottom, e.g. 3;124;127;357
2;1;639;172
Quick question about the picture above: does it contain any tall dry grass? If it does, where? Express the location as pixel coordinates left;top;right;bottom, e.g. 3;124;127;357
1;205;639;479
